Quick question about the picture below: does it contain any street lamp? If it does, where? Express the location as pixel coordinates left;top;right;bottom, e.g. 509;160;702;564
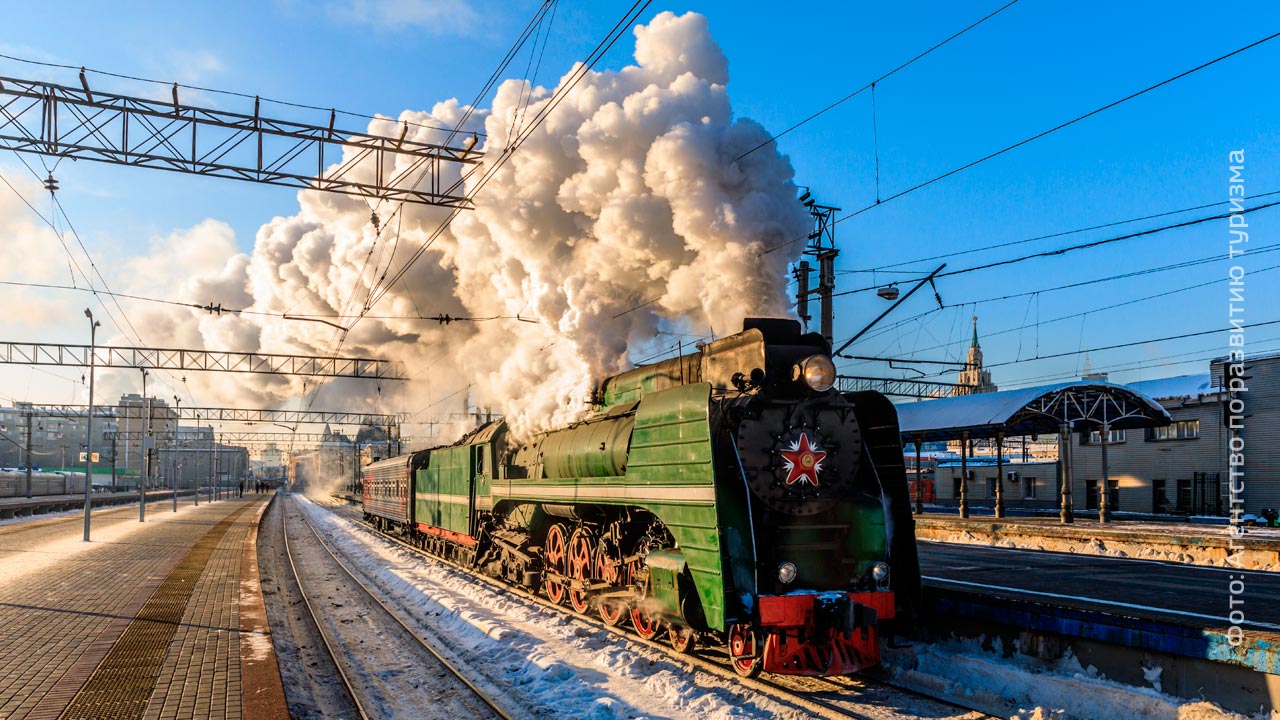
82;308;100;542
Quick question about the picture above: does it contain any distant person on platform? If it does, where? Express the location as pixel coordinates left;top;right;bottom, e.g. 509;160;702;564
238;480;244;498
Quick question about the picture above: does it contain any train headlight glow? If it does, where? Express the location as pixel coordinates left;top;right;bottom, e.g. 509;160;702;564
871;561;890;584
793;355;836;393
777;561;798;584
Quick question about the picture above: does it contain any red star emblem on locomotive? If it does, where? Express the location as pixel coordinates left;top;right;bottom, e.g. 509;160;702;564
779;432;826;487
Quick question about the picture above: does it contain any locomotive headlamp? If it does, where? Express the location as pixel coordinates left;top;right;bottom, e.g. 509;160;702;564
793;355;836;393
777;561;798;584
871;561;890;584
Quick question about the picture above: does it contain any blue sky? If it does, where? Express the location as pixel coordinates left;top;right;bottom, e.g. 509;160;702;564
1;0;1278;405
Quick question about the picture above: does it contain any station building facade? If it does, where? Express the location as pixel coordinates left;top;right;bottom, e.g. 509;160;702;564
924;352;1280;518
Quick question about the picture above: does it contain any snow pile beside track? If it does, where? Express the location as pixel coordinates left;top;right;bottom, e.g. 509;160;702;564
295;495;815;719
883;638;1262;720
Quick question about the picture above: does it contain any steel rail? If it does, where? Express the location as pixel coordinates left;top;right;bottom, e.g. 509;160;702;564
279;495;372;720
292;495;515;720
324;498;949;720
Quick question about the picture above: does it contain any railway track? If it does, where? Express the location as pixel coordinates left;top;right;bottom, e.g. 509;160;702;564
280;493;515;720
315;495;986;720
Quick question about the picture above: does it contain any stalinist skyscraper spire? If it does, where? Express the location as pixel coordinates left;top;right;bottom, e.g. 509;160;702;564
956;316;998;395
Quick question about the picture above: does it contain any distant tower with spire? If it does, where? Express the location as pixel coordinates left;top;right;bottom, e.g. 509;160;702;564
956;316;998;395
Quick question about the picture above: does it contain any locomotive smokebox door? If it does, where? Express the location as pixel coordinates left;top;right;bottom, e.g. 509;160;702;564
735;397;861;516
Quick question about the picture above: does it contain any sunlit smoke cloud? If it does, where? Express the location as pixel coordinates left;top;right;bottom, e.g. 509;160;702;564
125;11;808;440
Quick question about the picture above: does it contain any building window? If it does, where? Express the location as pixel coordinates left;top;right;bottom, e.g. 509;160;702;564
1148;420;1200;441
1023;476;1037;499
952;476;962;498
1176;479;1192;512
1085;479;1098;509
986;477;996;498
1087;428;1127;444
1153;479;1168;513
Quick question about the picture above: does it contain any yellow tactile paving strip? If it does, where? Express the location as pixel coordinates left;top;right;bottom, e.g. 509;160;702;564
56;505;254;720
0;496;272;720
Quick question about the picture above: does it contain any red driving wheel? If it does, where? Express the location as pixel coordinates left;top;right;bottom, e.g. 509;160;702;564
543;523;569;605
595;538;627;626
728;623;762;678
567;527;594;614
627;551;661;640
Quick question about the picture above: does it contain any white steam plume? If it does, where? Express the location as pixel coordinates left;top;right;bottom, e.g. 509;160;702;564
126;11;808;440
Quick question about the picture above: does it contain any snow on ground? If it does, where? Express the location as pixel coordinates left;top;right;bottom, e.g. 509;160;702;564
882;637;1275;720
916;521;1280;571
296;495;832;720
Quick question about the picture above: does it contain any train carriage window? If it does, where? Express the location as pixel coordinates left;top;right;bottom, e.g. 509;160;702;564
476;447;486;475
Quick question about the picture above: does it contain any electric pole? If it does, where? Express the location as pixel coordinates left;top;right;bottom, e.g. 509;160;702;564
793;190;840;346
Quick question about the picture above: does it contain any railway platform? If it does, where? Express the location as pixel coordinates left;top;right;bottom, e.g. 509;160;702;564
0;493;286;720
917;540;1280;714
0;490;197;520
914;512;1280;570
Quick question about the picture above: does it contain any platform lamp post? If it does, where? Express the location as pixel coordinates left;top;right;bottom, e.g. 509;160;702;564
172;396;181;512
82;308;101;542
193;412;201;507
959;431;969;519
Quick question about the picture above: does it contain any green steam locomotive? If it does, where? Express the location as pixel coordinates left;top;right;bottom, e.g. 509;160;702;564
363;318;919;677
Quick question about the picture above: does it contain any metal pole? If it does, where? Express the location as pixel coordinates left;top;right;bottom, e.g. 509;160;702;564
24;411;32;498
212;429;219;502
140;369;148;522
1059;420;1074;524
172;396;180;512
914;438;923;514
1099;419;1112;523
193;412;200;506
994;431;1005;519
959;431;969;518
83;309;100;542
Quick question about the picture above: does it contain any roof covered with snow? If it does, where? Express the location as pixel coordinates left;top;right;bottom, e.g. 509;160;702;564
894;381;1172;441
1124;373;1219;400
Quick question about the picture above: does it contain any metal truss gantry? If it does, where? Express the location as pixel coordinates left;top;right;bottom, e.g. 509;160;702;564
0;341;406;379
837;375;974;400
18;404;406;426
108;430;415;445
0;75;480;209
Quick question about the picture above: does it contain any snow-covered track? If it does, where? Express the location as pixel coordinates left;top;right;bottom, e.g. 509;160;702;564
283;494;515;720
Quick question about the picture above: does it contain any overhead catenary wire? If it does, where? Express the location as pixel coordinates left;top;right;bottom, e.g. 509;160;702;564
860;188;1280;273
841;261;1280;367
760;29;1280;256
733;0;1022;162
826;199;1280;301
849;240;1280;348
357;0;655;324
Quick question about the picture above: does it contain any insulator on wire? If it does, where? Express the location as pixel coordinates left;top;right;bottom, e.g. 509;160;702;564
43;173;58;192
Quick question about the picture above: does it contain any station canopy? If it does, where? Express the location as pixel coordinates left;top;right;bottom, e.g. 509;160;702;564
894;381;1172;442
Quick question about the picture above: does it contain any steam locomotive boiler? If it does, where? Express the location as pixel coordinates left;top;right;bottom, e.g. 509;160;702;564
363;318;919;677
